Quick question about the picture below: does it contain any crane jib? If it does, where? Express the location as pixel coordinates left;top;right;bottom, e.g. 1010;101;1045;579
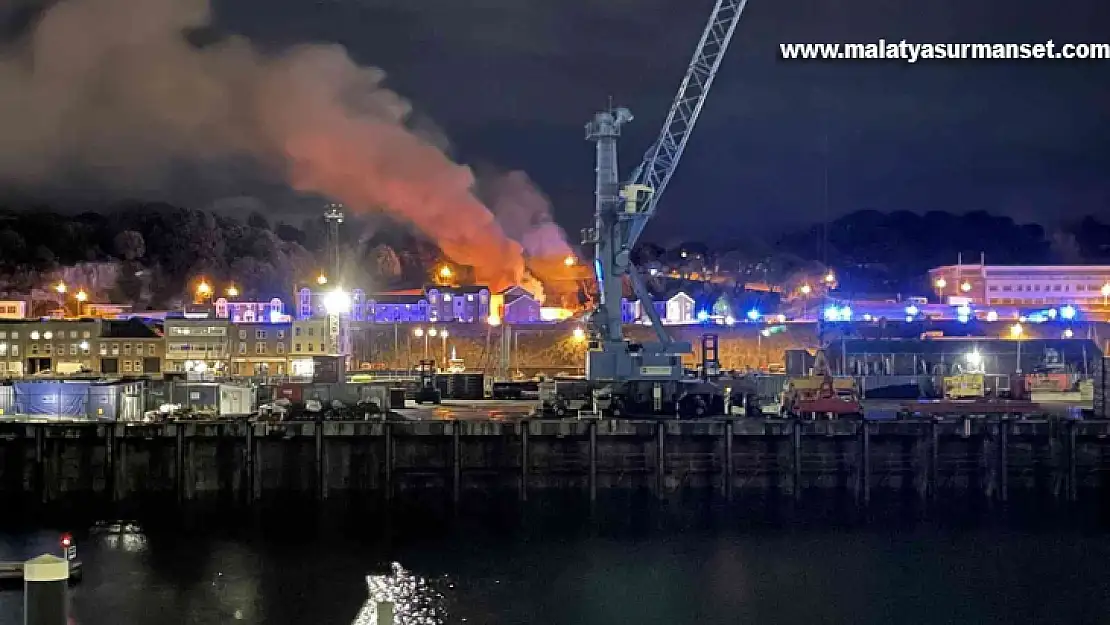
625;0;750;248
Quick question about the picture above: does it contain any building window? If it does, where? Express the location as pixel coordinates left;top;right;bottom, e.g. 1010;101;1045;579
82;331;90;339
10;345;17;356
239;329;247;339
278;330;286;339
69;344;77;355
307;343;314;352
295;343;301;352
99;344;107;356
123;344;132;355
255;330;266;340
148;344;155;356
238;343;247;355
320;343;325;352
308;327;315;336
277;343;285;354
256;343;266;355
111;344;119;356
123;361;132;372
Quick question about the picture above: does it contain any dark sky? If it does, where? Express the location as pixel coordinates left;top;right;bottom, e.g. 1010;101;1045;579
9;0;1110;243
211;0;1110;243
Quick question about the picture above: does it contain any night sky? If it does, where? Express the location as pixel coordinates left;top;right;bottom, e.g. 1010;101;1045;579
9;0;1110;243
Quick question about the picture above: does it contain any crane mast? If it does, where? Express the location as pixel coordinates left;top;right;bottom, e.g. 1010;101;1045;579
583;0;749;388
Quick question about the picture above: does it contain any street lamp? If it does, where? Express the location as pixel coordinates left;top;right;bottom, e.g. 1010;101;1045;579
196;281;212;299
226;285;239;298
54;282;66;295
572;327;585;342
75;290;87;303
413;327;429;359
564;255;576;267
438;266;453;280
1064;328;1074;339
800;284;811;295
486;314;501;327
439;329;449;362
960;281;972;293
323;288;351;315
824;272;835;284
1010;323;1024;373
1102;282;1110;306
316;274;328;286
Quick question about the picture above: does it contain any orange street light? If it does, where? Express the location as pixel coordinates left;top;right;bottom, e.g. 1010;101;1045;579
316;274;328;286
564;255;576;267
226;285;239;298
54;282;67;294
196;281;212;297
75;290;88;303
438;265;453;280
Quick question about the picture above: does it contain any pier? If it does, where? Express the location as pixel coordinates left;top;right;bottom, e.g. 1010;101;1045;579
0;418;1107;504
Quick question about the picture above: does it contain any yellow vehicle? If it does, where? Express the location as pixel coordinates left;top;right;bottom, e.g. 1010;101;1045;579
780;350;862;418
943;374;985;399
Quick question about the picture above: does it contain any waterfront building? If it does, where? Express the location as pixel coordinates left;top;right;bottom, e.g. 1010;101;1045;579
163;317;230;374
0;300;28;320
0;319;99;376
97;319;164;375
230;321;291;376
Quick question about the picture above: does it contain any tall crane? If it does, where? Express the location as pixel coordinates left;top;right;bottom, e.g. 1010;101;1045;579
581;0;749;413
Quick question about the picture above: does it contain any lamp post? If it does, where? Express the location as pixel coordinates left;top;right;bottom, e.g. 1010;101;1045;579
75;290;88;317
799;284;811;320
1102;283;1110;308
413;327;429;359
934;277;947;303
439;329;449;364
1010;323;1024;373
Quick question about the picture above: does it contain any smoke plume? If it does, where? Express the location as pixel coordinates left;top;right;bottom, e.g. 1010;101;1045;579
482;170;574;260
0;0;529;291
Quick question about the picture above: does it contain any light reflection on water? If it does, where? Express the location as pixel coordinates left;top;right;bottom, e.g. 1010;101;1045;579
353;563;449;625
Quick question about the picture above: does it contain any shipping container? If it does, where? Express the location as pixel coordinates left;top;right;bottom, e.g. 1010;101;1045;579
218;384;255;416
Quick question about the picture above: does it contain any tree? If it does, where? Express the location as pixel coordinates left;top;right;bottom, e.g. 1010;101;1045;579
113;230;146;261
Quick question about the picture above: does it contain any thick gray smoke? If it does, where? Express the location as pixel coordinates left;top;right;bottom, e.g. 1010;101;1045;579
482;170;574;260
0;0;566;293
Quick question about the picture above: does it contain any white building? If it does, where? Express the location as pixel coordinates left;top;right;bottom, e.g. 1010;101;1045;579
929;264;1110;309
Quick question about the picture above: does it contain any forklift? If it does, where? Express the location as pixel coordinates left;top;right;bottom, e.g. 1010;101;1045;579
413;359;442;405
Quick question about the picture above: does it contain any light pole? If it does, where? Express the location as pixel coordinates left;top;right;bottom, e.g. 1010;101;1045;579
934;277;947;303
413;327;429;360
75;289;88;317
1101;283;1110;308
1010;323;1024;374
439;329;449;364
799;283;811;320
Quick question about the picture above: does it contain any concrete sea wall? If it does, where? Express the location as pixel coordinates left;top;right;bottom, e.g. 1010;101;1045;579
1;418;1107;504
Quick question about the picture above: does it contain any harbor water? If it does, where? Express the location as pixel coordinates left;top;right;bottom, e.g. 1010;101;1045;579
3;497;1110;624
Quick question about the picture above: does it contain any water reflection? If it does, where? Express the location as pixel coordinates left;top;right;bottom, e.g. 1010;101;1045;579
354;563;448;625
92;521;148;553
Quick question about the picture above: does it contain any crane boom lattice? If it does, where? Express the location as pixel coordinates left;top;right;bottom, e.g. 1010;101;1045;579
626;0;749;248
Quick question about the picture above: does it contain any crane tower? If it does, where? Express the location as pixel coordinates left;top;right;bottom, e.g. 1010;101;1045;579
580;0;749;413
324;203;344;280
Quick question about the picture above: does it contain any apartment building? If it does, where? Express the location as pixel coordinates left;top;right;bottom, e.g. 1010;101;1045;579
97;319;164;375
0;319;99;376
230;321;291;376
164;317;230;374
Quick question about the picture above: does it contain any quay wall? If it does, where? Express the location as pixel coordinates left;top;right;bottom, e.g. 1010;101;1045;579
0;418;1106;504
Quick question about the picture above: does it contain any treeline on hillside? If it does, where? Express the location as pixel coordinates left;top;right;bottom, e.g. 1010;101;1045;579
640;210;1106;296
0;202;445;308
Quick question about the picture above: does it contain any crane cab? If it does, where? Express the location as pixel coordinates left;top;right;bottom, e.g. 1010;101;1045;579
621;184;655;213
